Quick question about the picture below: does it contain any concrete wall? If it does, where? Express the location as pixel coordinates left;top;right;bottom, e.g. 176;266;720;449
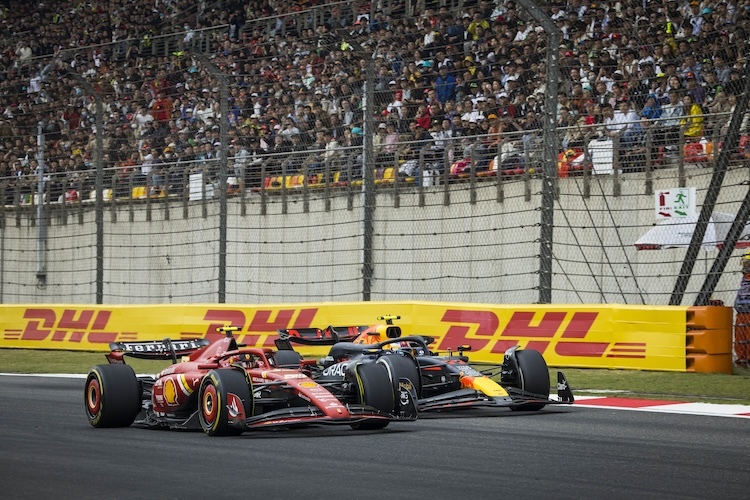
1;167;747;306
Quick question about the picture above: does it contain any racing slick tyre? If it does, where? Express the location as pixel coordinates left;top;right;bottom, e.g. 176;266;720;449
510;349;550;412
198;369;253;436
351;362;395;430
85;364;141;428
376;354;421;396
273;350;303;369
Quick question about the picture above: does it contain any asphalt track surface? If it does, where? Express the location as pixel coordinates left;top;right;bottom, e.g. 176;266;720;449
1;375;749;500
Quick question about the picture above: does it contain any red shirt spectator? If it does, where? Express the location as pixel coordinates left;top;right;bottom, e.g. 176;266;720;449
151;93;173;123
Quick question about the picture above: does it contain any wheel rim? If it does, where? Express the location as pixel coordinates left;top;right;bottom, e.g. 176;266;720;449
202;385;218;427
86;378;101;417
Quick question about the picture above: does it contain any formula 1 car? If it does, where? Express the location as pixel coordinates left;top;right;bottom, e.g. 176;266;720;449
84;326;417;436
273;316;574;413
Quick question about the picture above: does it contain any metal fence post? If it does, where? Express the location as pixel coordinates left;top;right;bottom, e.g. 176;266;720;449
67;71;104;303
193;52;229;303
518;0;562;304
342;32;375;302
362;53;375;301
35;124;47;286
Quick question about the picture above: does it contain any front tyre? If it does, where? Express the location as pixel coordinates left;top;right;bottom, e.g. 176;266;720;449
85;364;141;428
351;362;394;430
376;354;421;396
510;349;550;411
198;369;253;436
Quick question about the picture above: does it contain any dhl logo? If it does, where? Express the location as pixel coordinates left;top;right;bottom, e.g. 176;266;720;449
9;309;133;344
180;308;319;348
6;308;319;347
7;307;646;359
436;310;646;358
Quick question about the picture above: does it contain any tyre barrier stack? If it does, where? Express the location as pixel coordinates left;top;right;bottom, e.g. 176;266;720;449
686;306;734;373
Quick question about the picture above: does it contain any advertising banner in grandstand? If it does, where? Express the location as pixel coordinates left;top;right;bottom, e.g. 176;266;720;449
0;302;700;371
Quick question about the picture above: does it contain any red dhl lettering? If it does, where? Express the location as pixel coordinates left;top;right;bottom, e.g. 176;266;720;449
437;309;621;358
439;309;498;351
20;308;119;344
186;308;319;347
605;342;647;358
16;307;319;347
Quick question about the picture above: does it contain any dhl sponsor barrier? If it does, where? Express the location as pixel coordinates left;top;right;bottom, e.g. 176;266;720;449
0;302;734;373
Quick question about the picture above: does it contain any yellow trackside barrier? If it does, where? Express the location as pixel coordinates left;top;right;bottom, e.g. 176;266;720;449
0;302;737;373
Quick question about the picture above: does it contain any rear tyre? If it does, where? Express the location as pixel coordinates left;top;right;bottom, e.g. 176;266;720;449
510;349;550;411
351;363;394;430
85;364;141;428
198;369;252;436
376;354;421;396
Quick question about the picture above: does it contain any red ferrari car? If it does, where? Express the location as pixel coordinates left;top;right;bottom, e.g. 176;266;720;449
84;327;417;436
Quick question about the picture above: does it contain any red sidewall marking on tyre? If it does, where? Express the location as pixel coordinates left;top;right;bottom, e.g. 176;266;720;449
86;378;101;415
202;385;218;425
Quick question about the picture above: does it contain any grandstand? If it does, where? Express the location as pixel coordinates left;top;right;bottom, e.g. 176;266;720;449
0;0;748;308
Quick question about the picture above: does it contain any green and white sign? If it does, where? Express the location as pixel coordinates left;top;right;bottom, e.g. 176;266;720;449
655;187;696;219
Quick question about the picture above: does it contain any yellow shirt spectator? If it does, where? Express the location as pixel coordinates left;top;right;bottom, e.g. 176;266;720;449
680;95;704;139
467;14;490;40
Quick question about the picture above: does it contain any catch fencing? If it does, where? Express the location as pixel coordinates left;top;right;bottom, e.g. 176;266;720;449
2;123;750;306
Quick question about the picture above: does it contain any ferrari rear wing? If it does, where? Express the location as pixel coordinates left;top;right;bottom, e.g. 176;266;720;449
106;338;210;363
276;326;367;348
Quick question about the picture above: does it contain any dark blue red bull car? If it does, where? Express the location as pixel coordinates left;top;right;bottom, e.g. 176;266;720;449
273;315;575;413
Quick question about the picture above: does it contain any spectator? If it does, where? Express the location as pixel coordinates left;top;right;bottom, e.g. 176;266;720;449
705;89;731;138
383;122;401;154
342;127;364;180
373;122;388;154
601;99;640;149
725;69;745;96
713;54;732;86
14;42;32;68
667;75;684;94
651;73;670;105
681;94;705;140
435;65;457;103
657;89;685;150
640;95;663;121
684;72;707;105
0;0;746;191
307;131;330;174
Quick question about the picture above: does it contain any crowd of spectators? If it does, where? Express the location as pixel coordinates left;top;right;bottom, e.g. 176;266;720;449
0;0;749;200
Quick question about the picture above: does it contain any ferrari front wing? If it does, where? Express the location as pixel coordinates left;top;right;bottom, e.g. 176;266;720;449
230;377;419;430
236;403;416;430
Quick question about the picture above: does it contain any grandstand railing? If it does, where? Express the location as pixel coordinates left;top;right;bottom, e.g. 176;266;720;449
3;115;744;214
